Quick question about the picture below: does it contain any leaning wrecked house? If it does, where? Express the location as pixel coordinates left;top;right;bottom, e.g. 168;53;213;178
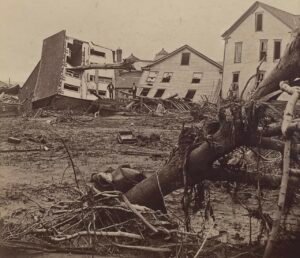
19;30;123;111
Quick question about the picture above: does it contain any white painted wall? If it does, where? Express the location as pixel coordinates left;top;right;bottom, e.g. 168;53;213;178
62;36;114;100
222;6;294;99
138;47;222;102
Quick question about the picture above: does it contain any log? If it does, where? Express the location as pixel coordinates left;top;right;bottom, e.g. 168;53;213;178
125;33;300;212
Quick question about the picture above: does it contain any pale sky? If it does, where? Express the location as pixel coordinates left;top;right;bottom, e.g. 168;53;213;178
0;0;299;83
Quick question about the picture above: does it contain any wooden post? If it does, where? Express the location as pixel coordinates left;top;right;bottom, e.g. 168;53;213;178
263;82;299;258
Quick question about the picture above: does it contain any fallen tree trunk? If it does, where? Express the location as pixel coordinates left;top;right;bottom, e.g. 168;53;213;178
125;32;300;211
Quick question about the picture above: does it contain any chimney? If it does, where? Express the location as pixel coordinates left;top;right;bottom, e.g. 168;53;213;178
116;48;122;63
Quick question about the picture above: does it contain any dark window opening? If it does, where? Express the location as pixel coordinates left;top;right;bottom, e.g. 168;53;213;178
185;90;196;100
88;89;106;96
181;53;190;65
192;72;202;84
259;40;268;61
274;40;281;60
64;83;79;92
140;88;150;96
234;42;242;63
256;13;263;31
66;40;83;66
256;71;265;87
161;72;173;83
65;69;80;78
230;72;240;99
232;73;239;83
90;49;106;57
154;89;165;98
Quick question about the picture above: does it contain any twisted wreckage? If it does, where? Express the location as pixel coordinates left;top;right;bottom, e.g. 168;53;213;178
122;32;300;257
2;33;300;257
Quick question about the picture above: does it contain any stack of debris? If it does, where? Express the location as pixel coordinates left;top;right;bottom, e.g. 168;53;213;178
125;95;194;114
0;92;21;117
0;185;208;257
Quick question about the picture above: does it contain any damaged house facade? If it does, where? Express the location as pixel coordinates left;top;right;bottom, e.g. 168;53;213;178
138;45;223;102
114;52;153;99
20;30;115;110
221;1;300;99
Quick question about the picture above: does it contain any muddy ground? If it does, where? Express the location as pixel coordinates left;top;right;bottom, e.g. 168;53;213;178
0;112;298;257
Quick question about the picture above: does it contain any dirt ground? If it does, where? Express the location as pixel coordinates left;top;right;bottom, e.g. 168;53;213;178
0;113;185;218
1;112;299;257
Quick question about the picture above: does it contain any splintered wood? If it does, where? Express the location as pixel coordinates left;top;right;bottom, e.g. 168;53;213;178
263;81;299;258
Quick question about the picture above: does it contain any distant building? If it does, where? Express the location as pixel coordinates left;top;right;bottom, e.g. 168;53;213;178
138;45;223;102
20;30;115;110
115;53;153;99
221;1;300;99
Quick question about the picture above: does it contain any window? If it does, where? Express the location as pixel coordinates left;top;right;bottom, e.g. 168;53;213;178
232;72;239;84
181;53;190;65
274;40;281;60
259;40;268;61
64;83;79;92
234;42;242;63
229;72;240;99
185;90;196;100
154;89;165;98
65;69;80;78
146;71;158;84
192;72;203;83
88;89;106;96
256;71;265;87
161;72;173;83
140;88;150;97
90;49;106;57
255;13;263;31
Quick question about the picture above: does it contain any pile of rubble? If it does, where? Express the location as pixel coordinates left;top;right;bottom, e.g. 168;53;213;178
125;95;194;115
0;92;20;104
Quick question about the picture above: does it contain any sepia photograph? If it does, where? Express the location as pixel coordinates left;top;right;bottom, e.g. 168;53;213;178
0;0;300;257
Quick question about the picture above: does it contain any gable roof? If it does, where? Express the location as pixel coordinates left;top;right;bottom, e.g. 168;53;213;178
222;1;300;38
143;45;222;70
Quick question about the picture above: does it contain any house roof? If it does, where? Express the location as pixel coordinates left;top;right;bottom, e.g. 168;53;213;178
143;45;223;70
125;54;140;62
222;1;300;38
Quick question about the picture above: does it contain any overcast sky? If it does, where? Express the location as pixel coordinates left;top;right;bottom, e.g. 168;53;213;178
0;0;299;83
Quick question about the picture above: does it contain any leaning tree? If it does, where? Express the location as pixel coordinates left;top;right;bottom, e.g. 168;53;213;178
125;32;300;258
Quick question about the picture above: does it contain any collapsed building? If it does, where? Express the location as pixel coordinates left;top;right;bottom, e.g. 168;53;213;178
20;30;117;111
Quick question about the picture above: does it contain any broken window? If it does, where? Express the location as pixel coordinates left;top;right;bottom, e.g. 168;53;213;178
64;83;79;92
90;49;106;57
192;72;203;84
274;40;281;60
154;89;165;98
259;40;268;61
255;13;263;31
229;72;240;99
140;88;150;96
146;71;158;84
161;72;173;83
181;53;190;65
185;90;196;100
234;42;242;63
66;40;83;66
256;71;265;87
88;89;106;96
65;69;80;79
